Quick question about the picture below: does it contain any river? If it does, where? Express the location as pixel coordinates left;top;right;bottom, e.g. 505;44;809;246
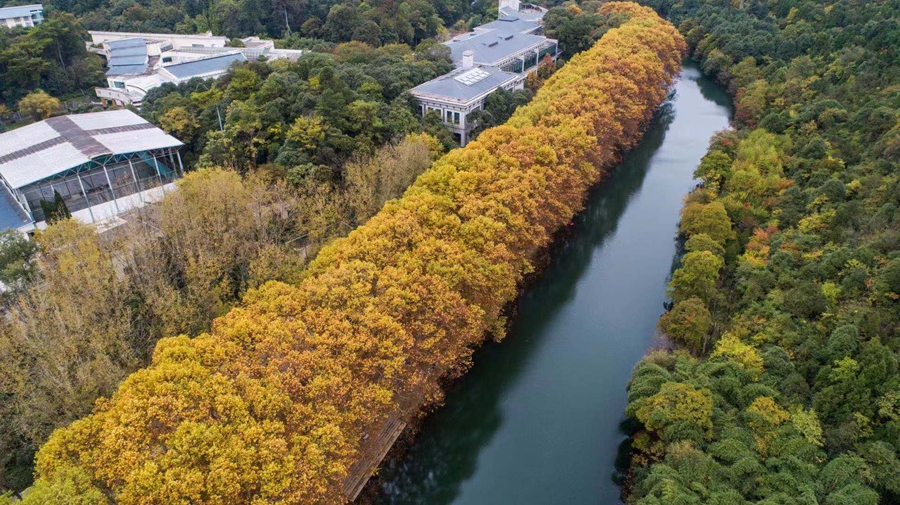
376;61;733;505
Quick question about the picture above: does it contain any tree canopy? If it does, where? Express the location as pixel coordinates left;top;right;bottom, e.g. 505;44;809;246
625;0;900;502
21;5;686;502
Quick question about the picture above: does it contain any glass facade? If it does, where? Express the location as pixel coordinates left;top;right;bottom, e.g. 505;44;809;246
20;152;179;223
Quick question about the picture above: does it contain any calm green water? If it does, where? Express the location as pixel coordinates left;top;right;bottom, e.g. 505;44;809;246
377;61;732;505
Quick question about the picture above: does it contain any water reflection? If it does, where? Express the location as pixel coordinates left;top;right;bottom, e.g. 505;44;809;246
379;102;676;505
377;61;733;505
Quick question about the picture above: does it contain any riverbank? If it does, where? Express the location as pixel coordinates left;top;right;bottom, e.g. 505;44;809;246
374;61;733;505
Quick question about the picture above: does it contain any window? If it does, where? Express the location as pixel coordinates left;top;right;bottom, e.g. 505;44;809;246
162;56;173;63
446;110;453;123
113;81;125;89
453;112;460;124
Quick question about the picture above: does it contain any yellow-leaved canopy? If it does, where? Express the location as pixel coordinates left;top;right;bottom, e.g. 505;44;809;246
31;4;685;503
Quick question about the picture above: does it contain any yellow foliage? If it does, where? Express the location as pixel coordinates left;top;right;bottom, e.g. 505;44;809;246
31;5;686;502
711;333;765;377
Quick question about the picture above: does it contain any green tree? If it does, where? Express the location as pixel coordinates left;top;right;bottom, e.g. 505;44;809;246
0;229;39;299
17;90;59;121
668;251;724;304
658;297;712;354
680;201;734;246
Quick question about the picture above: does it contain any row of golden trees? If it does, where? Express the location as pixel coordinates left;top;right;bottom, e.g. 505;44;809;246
26;4;685;503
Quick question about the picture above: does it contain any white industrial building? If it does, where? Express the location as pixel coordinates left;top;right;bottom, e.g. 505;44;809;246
0;3;42;28
0;110;183;232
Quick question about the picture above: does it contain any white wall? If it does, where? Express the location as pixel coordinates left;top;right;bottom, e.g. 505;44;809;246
90;31;228;50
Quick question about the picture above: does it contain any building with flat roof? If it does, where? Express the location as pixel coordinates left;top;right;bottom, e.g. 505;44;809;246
411;58;524;146
0;110;184;231
0;3;42;28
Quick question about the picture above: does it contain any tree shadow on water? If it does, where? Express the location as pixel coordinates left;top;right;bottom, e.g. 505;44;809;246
376;103;678;505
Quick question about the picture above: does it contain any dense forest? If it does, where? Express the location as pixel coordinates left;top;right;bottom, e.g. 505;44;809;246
0;11;104;111
623;0;900;503
41;0;492;42
142;41;455;173
5;4;684;502
0;133;444;495
0;0;491;124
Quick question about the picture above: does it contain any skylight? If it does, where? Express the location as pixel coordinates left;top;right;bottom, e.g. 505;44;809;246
454;68;491;86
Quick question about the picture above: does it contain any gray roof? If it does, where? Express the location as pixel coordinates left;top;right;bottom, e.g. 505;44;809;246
106;64;150;76
109;54;148;66
162;52;246;80
106;37;148;77
0;110;182;189
106;37;145;49
477;15;542;36
0;3;42;20
411;66;521;104
445;8;549;67
446;30;547;66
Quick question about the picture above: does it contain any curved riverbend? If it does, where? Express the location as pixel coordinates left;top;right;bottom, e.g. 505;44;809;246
376;61;733;504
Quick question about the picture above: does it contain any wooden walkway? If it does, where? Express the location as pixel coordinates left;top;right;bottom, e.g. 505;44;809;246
341;415;407;501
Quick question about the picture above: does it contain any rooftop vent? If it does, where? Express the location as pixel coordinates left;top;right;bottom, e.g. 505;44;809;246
454;68;491;86
487;41;499;47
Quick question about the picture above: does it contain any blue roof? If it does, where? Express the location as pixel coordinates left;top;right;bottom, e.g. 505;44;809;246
109;55;148;66
0;187;30;231
0;3;42;20
161;52;246;79
411;66;521;104
106;37;148;76
106;37;145;49
107;64;149;76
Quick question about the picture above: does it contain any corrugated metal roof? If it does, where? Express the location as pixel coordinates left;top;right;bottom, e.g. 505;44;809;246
1;143;90;189
106;37;148;76
0;121;58;159
411;66;522;103
162;52;245;79
0;3;42;20
68;109;144;130
107;64;150;76
110;46;147;57
106;37;145;49
0;110;182;189
93;128;181;155
110;55;148;66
